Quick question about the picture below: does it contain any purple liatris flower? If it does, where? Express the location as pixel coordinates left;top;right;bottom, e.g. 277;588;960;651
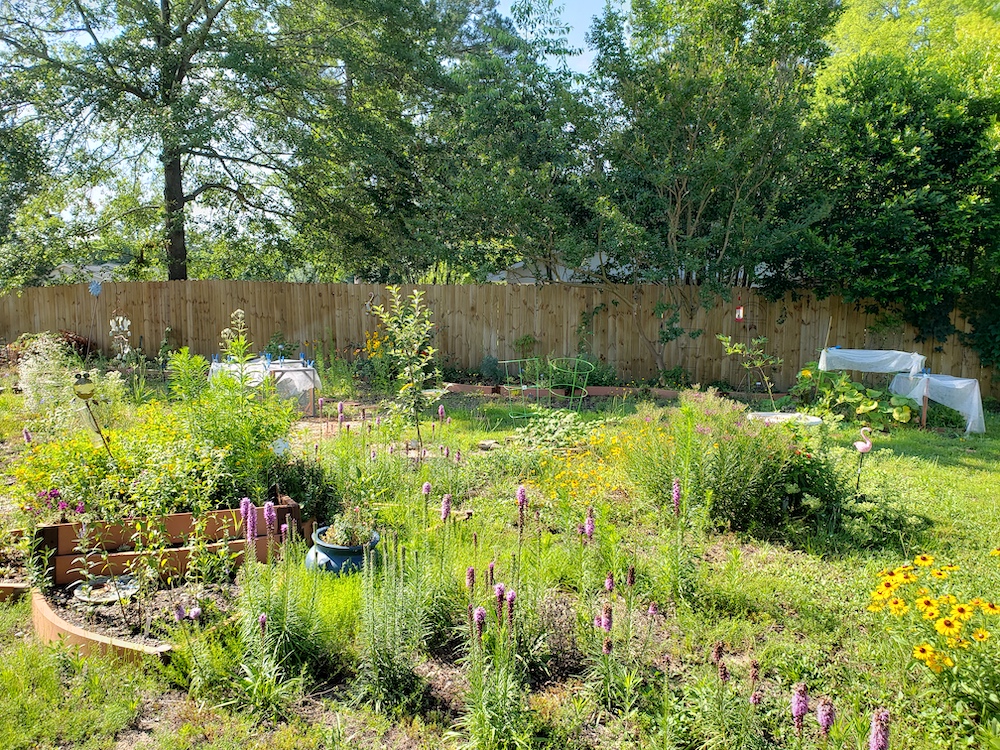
422;481;432;496
447;417;452;425
672;478;681;517
791;683;809;734
338;412;345;424
584;507;595;540
605;571;614;592
439;404;445;420
280;523;288;542
75;502;84;514
455;449;462;463
749;659;760;688
240;496;252;522
602;638;613;655
444;446;450;458
337;400;344;415
441;494;452;522
439;444;445;454
506;589;516;627
601;603;613;632
174;603;186;622
259;612;267;637
750;690;763;706
189;606;202;621
516;485;527;529
22;427;31;443
370;449;377;460
816;697;835;737
466;566;475;590
245;501;257;546
473;606;486;639
626;565;635;588
487;560;495;588
495;583;506;620
711;641;724;666
718;659;730;683
263;501;277;538
869;709;889;750
648;602;658;616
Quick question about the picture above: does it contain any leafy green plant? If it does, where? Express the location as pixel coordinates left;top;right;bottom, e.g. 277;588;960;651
263;330;299;360
371;286;442;452
791;362;918;428
510;408;595;450
717;335;783;410
167;347;209;402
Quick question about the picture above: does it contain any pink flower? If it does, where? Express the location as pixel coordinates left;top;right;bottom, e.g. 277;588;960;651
422;481;432;496
869;709;890;750
466;566;475;590
441;494;452;522
791;683;809;735
816;697;835;737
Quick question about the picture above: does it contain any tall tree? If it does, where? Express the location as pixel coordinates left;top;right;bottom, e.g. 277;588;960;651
0;0;441;281
584;0;839;372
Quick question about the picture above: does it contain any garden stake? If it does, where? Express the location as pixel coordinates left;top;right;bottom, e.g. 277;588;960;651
854;426;873;492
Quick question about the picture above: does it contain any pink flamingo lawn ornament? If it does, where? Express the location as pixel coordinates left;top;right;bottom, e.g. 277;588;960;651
854;426;873;492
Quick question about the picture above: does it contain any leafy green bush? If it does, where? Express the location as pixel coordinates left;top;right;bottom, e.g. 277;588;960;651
790;362;918;428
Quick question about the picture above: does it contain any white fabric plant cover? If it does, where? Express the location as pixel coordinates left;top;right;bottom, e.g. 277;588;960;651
209;358;320;399
819;348;926;376
890;374;986;434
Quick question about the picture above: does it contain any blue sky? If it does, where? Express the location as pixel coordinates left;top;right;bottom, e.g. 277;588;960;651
495;0;613;73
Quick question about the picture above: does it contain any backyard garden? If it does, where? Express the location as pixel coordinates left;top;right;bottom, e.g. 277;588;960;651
0;291;999;750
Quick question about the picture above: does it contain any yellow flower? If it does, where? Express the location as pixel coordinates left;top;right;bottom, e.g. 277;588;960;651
913;644;935;661
867;602;885;613
951;604;974;621
915;597;936;611
916;587;930;597
983;602;1000;616
800;369;812;379
914;554;934;567
942;564;960;572
990;547;1000;557
888;598;909;616
923;607;941;620
972;629;990;642
930;569;949;579
873;579;899;598
935;617;963;638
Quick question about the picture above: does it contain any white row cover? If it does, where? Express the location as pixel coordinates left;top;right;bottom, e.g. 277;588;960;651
890;374;985;434
209;358;320;399
818;348;926;376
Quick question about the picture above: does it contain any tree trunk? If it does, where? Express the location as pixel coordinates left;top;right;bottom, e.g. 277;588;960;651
163;150;187;280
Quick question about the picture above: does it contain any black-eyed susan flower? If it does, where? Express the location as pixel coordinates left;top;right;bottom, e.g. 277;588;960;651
923;607;941;620
930;569;949;579
935;617;963;638
888;598;909;616
913;644;935;661
983;602;1000;616
951;603;974;621
942;564;960;572
867;602;885;612
915;596;936;611
972;629;990;642
990;547;1000;557
914;554;934;567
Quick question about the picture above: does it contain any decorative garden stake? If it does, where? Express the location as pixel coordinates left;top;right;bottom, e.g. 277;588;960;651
73;373;113;460
854;426;873;492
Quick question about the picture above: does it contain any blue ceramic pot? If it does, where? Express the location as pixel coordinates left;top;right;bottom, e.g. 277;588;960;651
304;526;379;574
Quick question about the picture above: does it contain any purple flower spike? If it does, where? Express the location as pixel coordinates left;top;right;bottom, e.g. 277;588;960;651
22;428;31;444
584;507;595;540
602;638;613;655
816;697;835;737
174;603;186;622
718;659;730;683
506;589;516;627
466;566;475;590
422;481;432;496
444;446;450;458
240;497;252;522
280;523;288;542
601;603;613;632
487;560;495;588
791;683;809;735
189;606;202;621
75;502;85;514
447;417;452;425
750;690;763;706
672;478;681;517
473;606;486;639
337;401;344;415
441;494;452;522
626;565;635;588
259;612;267;637
605;571;614;592
869;709;890;750
263;501;277;538
371;449;377;460
439;404;445;420
648;602;658;616
455;449;462;463
245;501;257;547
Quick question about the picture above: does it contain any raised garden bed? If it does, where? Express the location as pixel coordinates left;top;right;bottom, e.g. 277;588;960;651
34;501;301;585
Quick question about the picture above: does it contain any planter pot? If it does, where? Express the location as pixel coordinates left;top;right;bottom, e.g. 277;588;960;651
305;526;379;574
34;500;301;585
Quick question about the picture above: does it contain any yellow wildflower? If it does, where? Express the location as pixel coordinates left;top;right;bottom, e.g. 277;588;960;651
923;607;941;620
915;596;936;611
913;644;935;661
935;617;963;638
983;602;1000;616
930;569;949;579
972;629;990;642
951;604;974;621
888;598;909;616
914;554;934;567
990;547;1000;557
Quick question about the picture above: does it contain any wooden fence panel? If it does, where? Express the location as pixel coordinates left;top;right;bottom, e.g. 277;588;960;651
0;281;996;398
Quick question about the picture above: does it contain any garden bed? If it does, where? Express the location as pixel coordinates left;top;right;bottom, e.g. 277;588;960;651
35;501;300;585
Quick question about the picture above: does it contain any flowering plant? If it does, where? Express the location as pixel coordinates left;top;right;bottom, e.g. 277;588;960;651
868;552;1000;724
321;505;375;547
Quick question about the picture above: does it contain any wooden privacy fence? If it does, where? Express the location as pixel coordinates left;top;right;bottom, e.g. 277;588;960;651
0;281;996;397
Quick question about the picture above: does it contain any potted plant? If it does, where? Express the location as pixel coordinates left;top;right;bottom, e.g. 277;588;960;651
305;505;379;574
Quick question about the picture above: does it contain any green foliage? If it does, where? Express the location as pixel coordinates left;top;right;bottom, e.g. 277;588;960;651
510;409;595;450
167;347;210;402
371;286;442;443
791;362;918;428
263;331;300;361
717;335;784;410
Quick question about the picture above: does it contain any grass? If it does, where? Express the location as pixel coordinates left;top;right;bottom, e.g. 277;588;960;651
1;390;999;748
